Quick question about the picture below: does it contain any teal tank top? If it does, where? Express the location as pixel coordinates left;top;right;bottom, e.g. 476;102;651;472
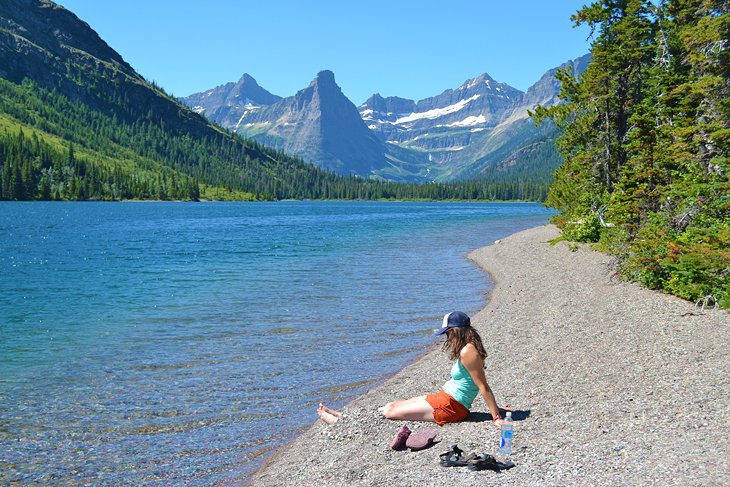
442;358;479;409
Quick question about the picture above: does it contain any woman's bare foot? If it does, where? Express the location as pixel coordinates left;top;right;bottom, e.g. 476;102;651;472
378;401;394;416
316;403;340;425
320;403;342;418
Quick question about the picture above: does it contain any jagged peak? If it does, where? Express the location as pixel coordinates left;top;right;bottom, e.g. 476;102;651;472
361;93;384;106
238;73;258;84
361;93;416;109
458;72;496;91
313;70;336;86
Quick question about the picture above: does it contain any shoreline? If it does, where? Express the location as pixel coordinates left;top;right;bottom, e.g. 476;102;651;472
0;199;545;204
247;224;728;486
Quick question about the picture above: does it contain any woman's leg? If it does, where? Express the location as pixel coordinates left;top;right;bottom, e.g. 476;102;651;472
379;395;436;422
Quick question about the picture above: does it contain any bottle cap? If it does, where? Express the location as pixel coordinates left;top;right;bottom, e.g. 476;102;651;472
506;411;512;418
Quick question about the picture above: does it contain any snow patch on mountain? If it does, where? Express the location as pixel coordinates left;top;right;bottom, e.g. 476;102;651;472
235;112;246;129
394;95;481;125
439;114;487;127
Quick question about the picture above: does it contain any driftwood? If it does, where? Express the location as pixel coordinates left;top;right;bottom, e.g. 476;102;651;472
695;295;719;311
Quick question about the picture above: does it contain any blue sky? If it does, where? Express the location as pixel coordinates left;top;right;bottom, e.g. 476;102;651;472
56;0;592;104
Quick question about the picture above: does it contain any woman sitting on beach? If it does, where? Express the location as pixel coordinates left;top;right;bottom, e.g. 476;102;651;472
317;311;505;426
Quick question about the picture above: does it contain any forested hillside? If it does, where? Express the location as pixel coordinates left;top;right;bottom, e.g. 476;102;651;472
533;0;728;307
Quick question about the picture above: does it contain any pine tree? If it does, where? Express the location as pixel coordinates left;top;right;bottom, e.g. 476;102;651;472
533;0;729;306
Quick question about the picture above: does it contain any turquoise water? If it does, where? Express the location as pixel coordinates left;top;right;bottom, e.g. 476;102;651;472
0;201;551;484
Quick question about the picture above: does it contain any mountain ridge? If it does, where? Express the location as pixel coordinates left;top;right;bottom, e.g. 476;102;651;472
184;55;590;182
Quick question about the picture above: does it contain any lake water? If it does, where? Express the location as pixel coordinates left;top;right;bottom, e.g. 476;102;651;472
0;201;551;484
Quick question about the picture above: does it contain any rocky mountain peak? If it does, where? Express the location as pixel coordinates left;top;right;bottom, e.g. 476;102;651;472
458;72;495;90
239;72;256;83
313;70;336;87
180;72;281;124
365;93;385;106
360;93;416;115
297;70;342;104
228;73;280;105
232;72;263;92
519;53;591;109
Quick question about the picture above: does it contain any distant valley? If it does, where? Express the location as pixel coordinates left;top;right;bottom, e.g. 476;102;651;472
183;55;589;182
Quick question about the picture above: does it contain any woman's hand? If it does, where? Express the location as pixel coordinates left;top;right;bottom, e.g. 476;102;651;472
492;406;512;426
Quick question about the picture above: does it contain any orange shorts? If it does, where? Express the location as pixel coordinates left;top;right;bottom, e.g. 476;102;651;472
425;390;470;425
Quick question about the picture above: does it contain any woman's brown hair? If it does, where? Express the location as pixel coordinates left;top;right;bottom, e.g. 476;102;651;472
442;326;487;361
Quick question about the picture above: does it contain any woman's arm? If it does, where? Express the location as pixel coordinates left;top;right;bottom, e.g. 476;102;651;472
460;344;503;426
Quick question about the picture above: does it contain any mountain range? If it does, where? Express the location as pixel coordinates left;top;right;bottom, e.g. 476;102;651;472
183;55;590;182
0;0;577;202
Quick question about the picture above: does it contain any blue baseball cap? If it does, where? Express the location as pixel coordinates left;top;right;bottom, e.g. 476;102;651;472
433;311;471;335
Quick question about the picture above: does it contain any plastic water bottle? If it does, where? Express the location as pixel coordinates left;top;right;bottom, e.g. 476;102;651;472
498;411;513;457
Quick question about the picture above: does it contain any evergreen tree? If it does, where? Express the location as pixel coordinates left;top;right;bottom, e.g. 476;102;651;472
533;0;729;307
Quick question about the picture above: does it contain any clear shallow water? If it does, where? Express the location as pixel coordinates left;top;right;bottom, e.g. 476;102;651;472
0;201;551;484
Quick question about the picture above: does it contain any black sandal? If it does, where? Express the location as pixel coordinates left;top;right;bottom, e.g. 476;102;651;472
438;445;477;467
495;460;516;470
467;454;516;472
467;454;499;471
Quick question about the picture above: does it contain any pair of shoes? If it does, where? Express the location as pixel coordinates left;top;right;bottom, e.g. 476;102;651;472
439;445;516;471
391;425;438;451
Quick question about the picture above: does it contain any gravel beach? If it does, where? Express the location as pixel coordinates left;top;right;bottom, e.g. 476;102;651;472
248;224;729;486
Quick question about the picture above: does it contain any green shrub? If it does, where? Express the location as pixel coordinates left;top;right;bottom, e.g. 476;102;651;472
661;226;729;307
562;214;602;242
622;219;729;307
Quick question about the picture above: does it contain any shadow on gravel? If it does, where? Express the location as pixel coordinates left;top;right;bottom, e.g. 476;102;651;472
467;409;531;423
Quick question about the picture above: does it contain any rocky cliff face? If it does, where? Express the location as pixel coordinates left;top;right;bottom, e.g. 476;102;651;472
0;0;135;84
